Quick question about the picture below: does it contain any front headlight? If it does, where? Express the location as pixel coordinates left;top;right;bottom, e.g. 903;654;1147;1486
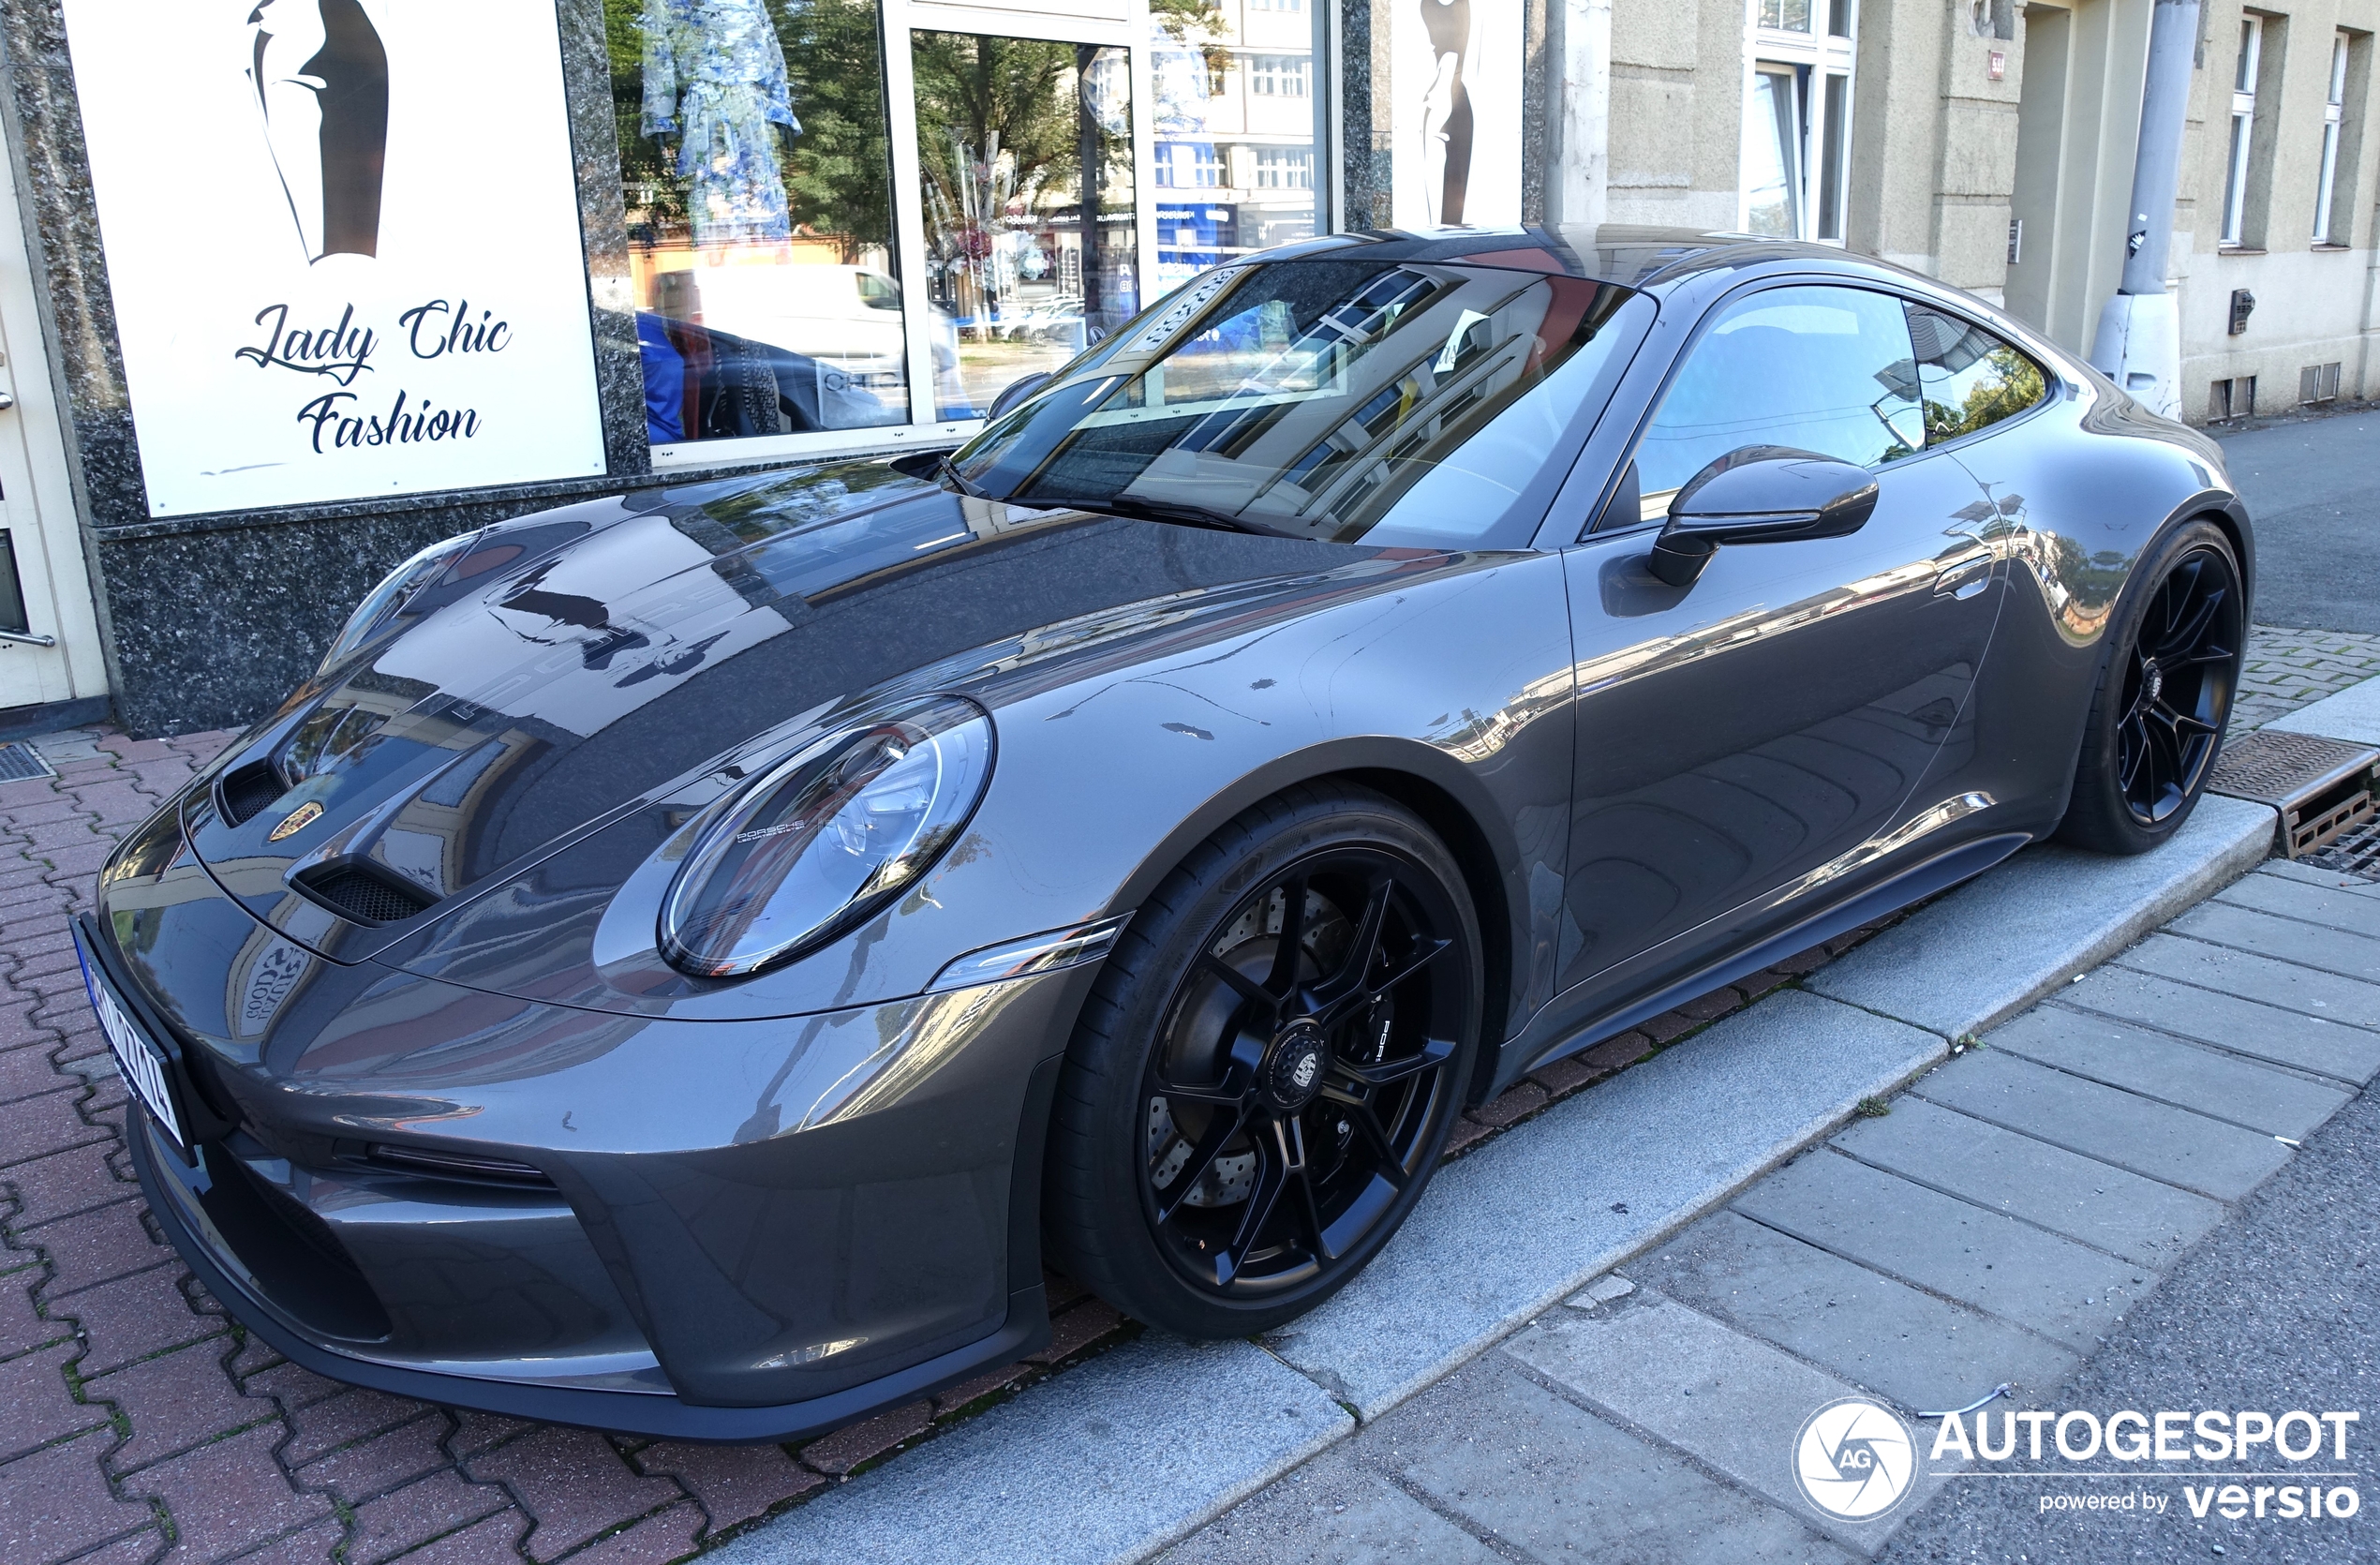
658;695;995;978
320;529;484;674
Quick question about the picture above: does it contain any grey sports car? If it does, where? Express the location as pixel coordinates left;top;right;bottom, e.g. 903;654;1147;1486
84;229;2249;1439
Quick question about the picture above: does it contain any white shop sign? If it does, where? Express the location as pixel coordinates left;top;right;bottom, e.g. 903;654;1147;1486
1389;0;1524;231
63;0;607;516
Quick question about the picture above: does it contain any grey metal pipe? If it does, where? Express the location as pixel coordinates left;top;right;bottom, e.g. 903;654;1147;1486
2120;0;2203;296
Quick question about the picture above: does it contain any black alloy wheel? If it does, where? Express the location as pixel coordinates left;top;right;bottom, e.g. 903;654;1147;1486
2059;519;2246;855
1046;783;1481;1339
2112;545;2240;827
1139;850;1460;1296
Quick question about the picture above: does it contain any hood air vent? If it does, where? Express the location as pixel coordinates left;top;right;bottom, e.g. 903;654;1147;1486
292;860;439;926
218;761;289;827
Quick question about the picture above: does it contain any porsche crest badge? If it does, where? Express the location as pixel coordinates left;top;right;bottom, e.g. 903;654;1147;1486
266;800;323;842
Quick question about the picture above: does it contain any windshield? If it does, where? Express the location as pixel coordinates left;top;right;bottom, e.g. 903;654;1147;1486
945;258;1655;548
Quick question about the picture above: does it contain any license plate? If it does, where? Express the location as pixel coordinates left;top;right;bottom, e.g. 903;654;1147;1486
78;947;185;1150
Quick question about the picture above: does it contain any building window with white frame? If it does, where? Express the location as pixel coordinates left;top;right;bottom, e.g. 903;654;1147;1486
1256;147;1313;187
1249;54;1310;97
2224;16;2263;246
1744;0;1855;242
2315;30;2348;242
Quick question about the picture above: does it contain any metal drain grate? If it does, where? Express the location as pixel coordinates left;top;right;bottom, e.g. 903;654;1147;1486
2302;816;2380;881
0;742;56;783
2209;729;2380;858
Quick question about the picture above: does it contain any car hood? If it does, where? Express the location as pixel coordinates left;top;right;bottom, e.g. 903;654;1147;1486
170;459;1387;966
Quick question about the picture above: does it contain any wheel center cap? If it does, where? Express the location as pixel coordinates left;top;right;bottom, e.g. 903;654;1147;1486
2142;661;2164;705
1264;1021;1330;1111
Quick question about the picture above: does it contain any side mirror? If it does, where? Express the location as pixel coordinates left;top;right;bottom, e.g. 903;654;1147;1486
986;371;1053;422
1646;446;1880;587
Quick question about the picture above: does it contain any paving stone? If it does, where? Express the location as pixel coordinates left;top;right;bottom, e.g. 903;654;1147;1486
119;1423;334;1562
241;1358;348;1410
446;1409;535;1458
279;1387;431;1467
1399;1355;1854;1564
94;1337;272;1470
556;1501;703;1565
0;1261;70;1357
1442;1115;1494;1156
0;1046;76;1103
2120;932;2380;1035
294;1411;454;1505
1467;1081;1547;1127
0;1001;58;1049
1504;1291;1956;1555
1986;1006;2353;1140
0;1429;157;1564
1828;1097;2223;1269
1264;991;1944;1419
2;1133;137;1229
57;1529;171;1565
59;1261;224;1375
0;1341;110;1459
1731;1151;2139;1352
1028;1298;1126;1364
2263;668;2380;743
222;1517;345;1563
635;1438;821;1530
346;1468;515;1564
1629;1211;2081;1412
799;1399;932;1476
930;1359;1036;1418
1160;1451;1502;1565
2057;964;2380;1084
2217;868;2380;936
359;1506;529;1565
29;1200;171;1301
703;1336;1351;1565
0;1087;111;1168
2260;857;2380;901
1909;1049;2293;1201
462;1424;680;1562
1805;794;2276;1038
2170;898;2380;985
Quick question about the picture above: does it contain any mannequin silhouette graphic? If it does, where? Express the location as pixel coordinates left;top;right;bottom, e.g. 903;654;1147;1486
247;0;389;262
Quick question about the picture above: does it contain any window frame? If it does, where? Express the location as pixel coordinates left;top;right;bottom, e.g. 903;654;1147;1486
1743;0;1859;244
1587;278;2057;537
2224;16;2263;247
2315;31;2348;242
635;0;1330;473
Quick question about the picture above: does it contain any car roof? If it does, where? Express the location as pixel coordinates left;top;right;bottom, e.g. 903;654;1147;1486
1257;225;1912;296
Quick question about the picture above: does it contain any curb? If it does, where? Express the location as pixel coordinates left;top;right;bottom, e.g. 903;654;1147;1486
718;797;2280;1565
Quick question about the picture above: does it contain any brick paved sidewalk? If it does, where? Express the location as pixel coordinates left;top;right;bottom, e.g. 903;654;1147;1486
2233;623;2380;733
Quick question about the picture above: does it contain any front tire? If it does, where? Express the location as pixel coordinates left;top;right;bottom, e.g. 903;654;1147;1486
2056;518;2245;855
1045;783;1482;1339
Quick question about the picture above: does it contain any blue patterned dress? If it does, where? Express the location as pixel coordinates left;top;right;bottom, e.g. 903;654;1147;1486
640;0;803;244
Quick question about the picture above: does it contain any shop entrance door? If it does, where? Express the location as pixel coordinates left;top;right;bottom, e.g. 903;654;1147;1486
0;153;107;728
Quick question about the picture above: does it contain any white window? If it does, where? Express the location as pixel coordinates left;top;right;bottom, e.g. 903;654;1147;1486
1249;0;1306;11
1250;54;1310;97
2224;17;2262;246
1256;147;1314;187
1744;0;1856;242
2315;31;2348;241
1190;144;1222;186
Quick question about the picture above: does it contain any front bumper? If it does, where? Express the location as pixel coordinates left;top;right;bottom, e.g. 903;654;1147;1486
90;892;1088;1438
131;1111;1049;1439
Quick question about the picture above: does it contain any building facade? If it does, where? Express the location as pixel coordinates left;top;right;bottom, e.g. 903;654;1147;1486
0;0;2365;738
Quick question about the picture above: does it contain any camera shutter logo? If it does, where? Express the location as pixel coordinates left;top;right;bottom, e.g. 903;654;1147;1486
1793;1397;1917;1521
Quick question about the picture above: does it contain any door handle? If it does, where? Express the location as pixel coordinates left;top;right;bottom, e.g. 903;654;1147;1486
1933;556;1992;600
0;391;15;411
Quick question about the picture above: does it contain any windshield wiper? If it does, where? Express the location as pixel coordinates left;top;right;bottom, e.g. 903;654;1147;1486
1056;497;1302;539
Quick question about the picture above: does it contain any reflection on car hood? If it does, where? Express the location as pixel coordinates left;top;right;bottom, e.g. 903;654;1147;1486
176;459;1396;962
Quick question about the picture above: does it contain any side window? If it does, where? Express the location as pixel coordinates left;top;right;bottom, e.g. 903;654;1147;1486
1629;286;1925;519
1906;306;2049;442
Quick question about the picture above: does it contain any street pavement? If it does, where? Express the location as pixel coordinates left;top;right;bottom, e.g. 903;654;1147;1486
2216;407;2380;633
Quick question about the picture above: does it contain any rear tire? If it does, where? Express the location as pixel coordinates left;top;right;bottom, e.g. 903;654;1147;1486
1044;782;1482;1340
2056;519;2244;855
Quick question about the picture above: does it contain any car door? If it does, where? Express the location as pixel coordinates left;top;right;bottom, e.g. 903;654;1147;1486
1554;282;2007;997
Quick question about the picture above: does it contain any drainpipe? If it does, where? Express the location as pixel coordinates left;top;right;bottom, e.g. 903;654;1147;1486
2089;0;2201;420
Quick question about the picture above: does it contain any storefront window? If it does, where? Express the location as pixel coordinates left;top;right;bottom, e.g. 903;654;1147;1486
1152;0;1320;293
911;34;1137;421
608;0;904;448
